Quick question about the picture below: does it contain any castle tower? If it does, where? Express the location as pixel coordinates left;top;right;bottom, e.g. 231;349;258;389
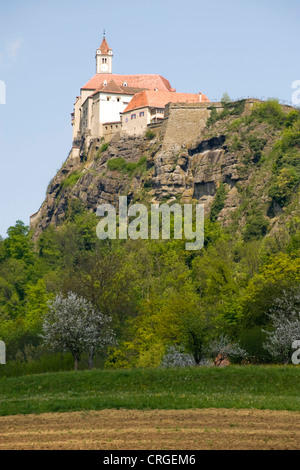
96;34;113;74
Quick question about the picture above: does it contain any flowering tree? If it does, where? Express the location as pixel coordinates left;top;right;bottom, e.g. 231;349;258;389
42;292;115;370
161;346;196;368
263;288;300;364
205;335;247;366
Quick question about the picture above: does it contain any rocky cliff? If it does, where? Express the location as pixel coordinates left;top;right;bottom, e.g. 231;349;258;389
31;99;299;240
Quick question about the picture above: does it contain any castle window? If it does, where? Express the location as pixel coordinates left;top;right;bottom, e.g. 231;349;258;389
117;98;120;102
107;97;110;101
139;111;145;117
131;114;136;120
123;82;128;87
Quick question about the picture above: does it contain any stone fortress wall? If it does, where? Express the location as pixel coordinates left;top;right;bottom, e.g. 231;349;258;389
147;99;260;149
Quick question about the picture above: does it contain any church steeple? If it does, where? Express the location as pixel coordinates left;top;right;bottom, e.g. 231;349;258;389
96;34;113;74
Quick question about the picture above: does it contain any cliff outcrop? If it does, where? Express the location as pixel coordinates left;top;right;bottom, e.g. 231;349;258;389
31;99;299;240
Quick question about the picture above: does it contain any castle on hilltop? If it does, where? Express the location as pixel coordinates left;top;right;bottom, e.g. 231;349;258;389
71;36;209;153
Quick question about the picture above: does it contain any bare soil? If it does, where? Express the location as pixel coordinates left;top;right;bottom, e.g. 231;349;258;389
0;408;299;450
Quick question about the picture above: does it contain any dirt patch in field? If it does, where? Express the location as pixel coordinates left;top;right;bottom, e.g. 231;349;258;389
0;408;299;450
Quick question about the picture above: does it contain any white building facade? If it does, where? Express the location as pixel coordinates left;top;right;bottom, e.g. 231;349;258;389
71;36;175;149
71;36;209;148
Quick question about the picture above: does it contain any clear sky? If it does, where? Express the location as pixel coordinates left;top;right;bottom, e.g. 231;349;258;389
0;0;299;237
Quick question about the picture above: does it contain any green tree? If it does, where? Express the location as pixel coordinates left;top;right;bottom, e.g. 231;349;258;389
24;279;51;335
0;221;34;264
241;254;300;327
221;92;231;104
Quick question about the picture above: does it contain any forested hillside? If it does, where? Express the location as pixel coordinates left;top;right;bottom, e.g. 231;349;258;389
0;99;299;373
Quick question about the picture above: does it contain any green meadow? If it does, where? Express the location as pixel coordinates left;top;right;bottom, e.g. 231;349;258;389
0;365;299;416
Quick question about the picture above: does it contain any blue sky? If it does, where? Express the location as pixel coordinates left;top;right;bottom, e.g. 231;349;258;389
0;0;299;237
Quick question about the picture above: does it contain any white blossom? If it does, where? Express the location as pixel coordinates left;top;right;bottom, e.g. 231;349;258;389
42;292;115;369
161;346;196;368
205;335;247;366
263;288;300;364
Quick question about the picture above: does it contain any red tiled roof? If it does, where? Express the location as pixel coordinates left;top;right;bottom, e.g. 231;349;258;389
82;74;173;92
122;90;209;114
91;80;148;97
97;79;124;93
97;37;112;54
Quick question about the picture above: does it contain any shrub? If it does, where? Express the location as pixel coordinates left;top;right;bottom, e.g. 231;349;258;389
100;142;109;152
230;135;243;151
277;127;300;153
95;142;109;161
228;118;243;131
204;335;247;366
60;171;82;190
250;99;286;129
243;212;269;241
145;130;156;140
210;183;227;222
222;99;246;117
107;157;127;172
161;346;196;368
207;101;246;127
247;134;267;163
269;168;299;207
107;156;147;175
206;106;218;127
285;109;300;128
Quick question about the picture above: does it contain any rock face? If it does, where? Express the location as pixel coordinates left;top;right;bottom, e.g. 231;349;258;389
31;99;296;239
150;135;242;216
32;130;242;238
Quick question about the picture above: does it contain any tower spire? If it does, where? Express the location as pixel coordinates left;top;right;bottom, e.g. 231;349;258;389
96;34;113;74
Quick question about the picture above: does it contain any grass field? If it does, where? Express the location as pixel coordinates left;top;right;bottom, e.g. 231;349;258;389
0;365;299;416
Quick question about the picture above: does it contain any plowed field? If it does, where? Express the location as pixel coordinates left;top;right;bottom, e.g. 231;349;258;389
0;408;299;450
